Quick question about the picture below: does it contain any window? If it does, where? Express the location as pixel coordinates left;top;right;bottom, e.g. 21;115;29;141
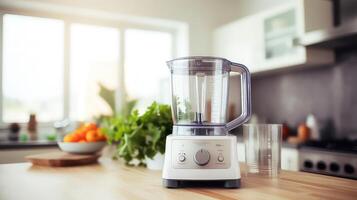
3;14;64;122
124;29;172;112
70;24;120;120
1;13;175;124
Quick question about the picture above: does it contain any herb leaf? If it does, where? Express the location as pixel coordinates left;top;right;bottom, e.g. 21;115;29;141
101;102;172;166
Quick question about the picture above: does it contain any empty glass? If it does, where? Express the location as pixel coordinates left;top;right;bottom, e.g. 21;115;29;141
243;124;282;177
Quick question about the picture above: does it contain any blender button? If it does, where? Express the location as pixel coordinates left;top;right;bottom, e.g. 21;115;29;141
178;155;186;162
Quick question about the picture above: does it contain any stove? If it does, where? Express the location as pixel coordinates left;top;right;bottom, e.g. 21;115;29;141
299;140;357;179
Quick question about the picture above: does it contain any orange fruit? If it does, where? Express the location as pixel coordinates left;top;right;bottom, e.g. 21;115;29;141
96;129;106;141
79;139;86;143
76;131;86;140
82;123;97;132
64;133;80;142
63;134;73;142
65;122;101;142
71;134;81;142
86;130;98;142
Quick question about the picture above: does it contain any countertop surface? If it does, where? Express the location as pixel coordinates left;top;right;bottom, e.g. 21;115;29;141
0;157;356;200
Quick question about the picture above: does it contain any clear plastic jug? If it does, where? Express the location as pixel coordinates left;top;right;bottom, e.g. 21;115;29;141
167;56;251;135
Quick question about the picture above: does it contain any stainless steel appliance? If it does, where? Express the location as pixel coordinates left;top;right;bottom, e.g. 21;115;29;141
299;140;357;179
162;57;251;188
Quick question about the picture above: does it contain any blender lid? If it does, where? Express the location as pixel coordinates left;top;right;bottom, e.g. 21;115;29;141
167;56;230;63
167;56;231;72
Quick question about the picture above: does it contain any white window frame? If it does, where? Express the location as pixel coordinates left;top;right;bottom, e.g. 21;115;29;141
0;7;184;127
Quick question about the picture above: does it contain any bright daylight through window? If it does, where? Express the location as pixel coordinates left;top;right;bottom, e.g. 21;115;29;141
70;23;120;121
124;29;172;113
3;14;64;123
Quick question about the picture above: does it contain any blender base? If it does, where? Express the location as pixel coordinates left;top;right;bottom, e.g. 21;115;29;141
162;135;241;188
163;179;241;188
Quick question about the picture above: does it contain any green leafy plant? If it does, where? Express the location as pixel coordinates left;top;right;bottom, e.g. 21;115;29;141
101;102;172;166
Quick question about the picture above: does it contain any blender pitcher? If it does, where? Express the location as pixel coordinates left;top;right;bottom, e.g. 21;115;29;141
167;56;251;135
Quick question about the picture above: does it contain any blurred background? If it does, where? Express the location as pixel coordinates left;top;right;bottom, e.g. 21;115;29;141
0;0;356;178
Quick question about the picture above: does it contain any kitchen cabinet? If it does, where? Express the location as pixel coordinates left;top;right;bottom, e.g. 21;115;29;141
213;0;334;73
214;15;263;72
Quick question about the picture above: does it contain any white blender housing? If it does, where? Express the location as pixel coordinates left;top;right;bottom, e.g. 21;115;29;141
162;56;251;188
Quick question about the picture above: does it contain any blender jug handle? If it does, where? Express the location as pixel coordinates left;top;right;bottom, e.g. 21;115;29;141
225;62;252;131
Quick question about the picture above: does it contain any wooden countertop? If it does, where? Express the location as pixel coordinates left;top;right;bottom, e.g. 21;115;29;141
0;158;356;200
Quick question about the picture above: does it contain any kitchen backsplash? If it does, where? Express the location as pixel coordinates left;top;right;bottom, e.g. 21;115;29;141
250;48;357;139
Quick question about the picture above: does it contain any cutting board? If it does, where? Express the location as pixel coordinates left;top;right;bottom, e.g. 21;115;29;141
26;152;100;167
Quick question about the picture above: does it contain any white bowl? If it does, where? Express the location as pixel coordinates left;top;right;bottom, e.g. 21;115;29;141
58;141;106;154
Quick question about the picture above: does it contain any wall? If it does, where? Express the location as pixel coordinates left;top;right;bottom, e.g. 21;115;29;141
252;50;357;138
340;0;357;24
0;0;246;55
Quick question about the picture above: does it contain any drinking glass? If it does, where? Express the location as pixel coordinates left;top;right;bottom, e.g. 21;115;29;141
243;124;282;177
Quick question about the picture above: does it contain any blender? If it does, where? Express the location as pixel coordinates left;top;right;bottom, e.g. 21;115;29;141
162;56;251;188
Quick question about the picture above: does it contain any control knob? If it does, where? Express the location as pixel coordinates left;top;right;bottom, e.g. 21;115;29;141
194;149;210;166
